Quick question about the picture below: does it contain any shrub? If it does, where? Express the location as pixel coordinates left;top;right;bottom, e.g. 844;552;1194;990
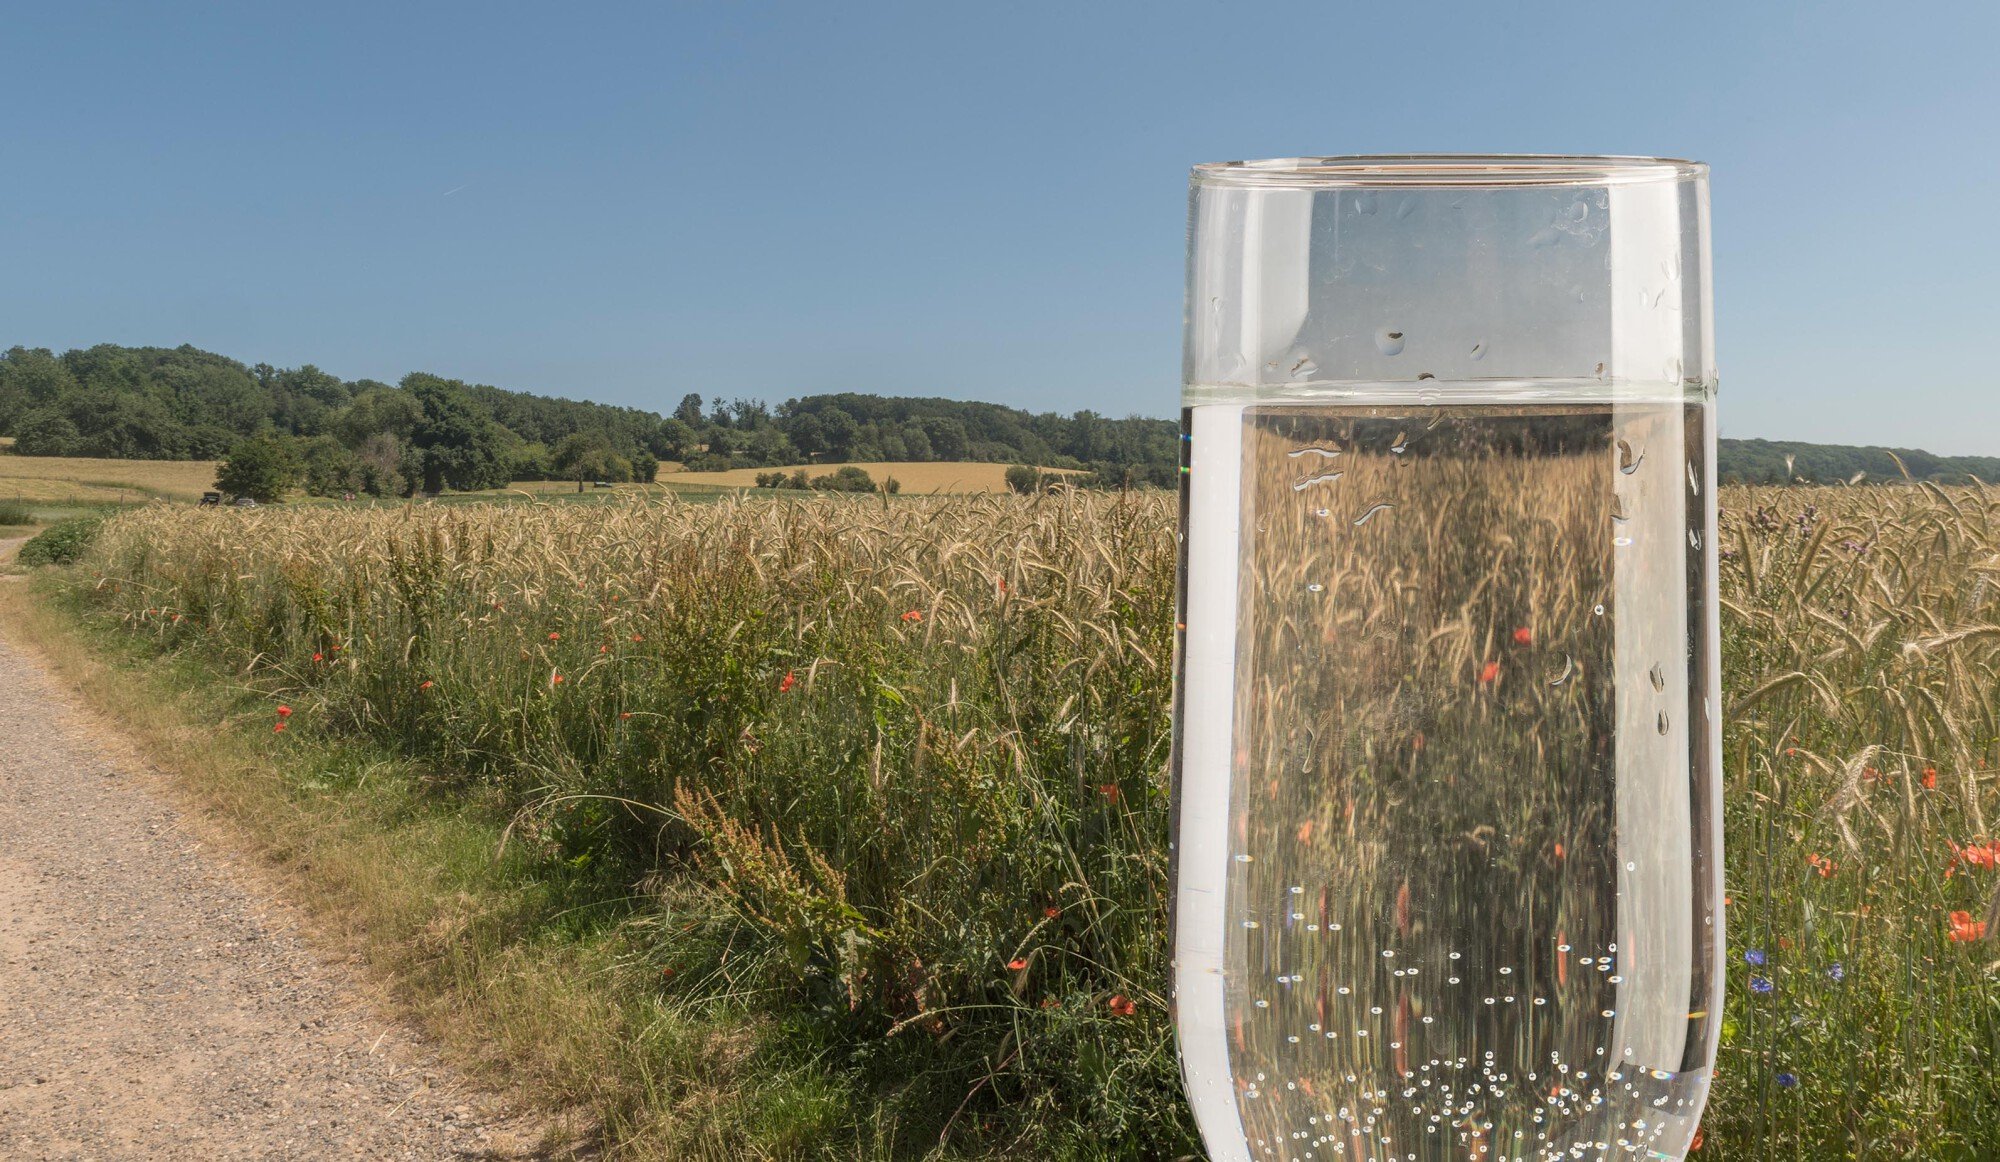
18;515;104;566
0;502;33;527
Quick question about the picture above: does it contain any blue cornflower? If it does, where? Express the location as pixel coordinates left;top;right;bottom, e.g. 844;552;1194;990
1744;948;1766;966
1750;976;1774;994
1776;1072;1798;1088
1827;962;1845;983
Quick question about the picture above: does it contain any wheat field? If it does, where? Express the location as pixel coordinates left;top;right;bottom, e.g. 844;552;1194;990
660;460;1075;493
57;483;2000;1158
0;452;219;504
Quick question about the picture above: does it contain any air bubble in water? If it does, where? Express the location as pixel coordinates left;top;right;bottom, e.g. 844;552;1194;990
1658;711;1670;735
1307;583;1324;593
1549;656;1574;686
1374;329;1406;356
1688;461;1700;494
1289;354;1319;379
1353;502;1394;526
1593;603;1606;616
1689;530;1701;549
1355;190;1379;215
1389;432;1410;454
1470;341;1486;361
1617;440;1644;475
1288;446;1343;460
1292;471;1345;492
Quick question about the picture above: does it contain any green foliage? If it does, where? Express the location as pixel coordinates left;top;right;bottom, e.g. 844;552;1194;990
1005;464;1042;494
1717;438;2000;484
809;465;877;492
214;436;299;502
0;501;33;526
18;515;103;565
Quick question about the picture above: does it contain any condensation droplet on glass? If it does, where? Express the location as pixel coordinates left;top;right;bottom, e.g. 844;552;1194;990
1617;439;1644;475
1288;445;1343;460
1353;502;1394;526
1549;655;1574;686
1657;711;1670;735
1395;196;1417;220
1374;328;1406;356
1688;460;1700;494
1689;529;1701;549
1650;663;1665;692
1611;494;1629;523
1389;432;1409;454
1292;470;1345;492
1527;226;1560;249
1314;507;1330;517
1594;361;1608;378
1288;354;1319;379
1593;603;1606;616
1307;583;1324;593
1470;341;1487;361
1234;853;1254;862
1355;190;1379;215
1614;535;1633;547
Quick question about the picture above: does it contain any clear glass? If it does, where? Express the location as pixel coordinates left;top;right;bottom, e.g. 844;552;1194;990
1170;156;1719;1162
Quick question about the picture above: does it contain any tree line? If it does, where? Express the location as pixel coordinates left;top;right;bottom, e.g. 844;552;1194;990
0;344;1181;496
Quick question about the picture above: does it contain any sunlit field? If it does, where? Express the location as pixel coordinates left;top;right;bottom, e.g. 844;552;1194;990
56;483;2000;1158
0;450;219;505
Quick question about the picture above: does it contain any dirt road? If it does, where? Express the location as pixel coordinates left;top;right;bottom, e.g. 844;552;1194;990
0;607;546;1158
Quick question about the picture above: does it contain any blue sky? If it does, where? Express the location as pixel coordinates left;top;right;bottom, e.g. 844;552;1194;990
3;1;1996;451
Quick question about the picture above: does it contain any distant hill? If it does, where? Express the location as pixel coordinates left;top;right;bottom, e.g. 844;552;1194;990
3;344;1992;494
0;344;1177;494
1716;438;2000;484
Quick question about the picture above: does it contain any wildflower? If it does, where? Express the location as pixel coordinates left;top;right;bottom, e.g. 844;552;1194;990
548;631;561;641
1743;948;1765;966
1924;767;1938;789
599;644;609;654
1478;660;1501;684
1784;747;1797;757
630;634;644;643
1749;976;1773;994
419;679;434;690
311;652;323;662
619;712;632;720
900;610;923;623
273;722;287;733
1949;910;1986;942
778;670;797;693
1827;962;1845;983
1008;957;1029;972
275;705;292;718
1098;783;1121;801
1775;1072;1798;1089
1691;1128;1704;1151
1043;906;1061;919
1107;994;1137;1017
1512;626;1533;645
551;673;565;686
1807;852;1836;877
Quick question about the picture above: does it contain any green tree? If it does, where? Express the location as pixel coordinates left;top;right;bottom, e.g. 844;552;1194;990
215;436;299;502
10;409;81;456
552;432;623;493
1005;464;1042;495
406;375;507;493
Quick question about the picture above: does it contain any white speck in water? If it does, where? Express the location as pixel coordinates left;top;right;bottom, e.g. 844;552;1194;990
1374;329;1406;356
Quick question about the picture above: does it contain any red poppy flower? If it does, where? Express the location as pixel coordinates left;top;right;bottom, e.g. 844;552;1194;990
419;679;434;690
1924;767;1938;789
272;722;287;733
1007;957;1029;972
551;673;565;685
900;610;923;623
1950;910;1987;942
778;670;797;693
1807;852;1836;877
1107;994;1137;1017
312;652;323;662
1043;906;1061;919
1098;783;1120;801
1512;627;1533;645
619;712;632;720
600;644;609;654
275;705;292;718
548;631;561;641
631;634;644;643
1691;1128;1704;1151
1478;660;1501;684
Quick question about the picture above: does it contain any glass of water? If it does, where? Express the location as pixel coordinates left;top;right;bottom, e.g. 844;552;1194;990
1171;156;1718;1162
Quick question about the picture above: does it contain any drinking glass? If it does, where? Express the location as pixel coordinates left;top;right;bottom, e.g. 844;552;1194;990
1171;156;1718;1162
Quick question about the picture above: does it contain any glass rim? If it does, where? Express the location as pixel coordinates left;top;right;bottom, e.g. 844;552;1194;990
1191;154;1707;189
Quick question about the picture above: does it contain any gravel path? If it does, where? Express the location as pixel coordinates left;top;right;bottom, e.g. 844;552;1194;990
0;608;549;1159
